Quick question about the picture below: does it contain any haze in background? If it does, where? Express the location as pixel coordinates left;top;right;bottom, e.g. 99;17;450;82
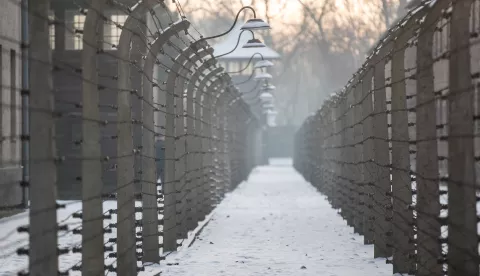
172;0;410;125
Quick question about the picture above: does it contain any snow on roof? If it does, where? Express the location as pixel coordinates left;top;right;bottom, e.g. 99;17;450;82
212;21;281;60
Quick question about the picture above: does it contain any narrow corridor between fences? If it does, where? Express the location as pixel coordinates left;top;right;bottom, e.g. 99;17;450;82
151;159;392;276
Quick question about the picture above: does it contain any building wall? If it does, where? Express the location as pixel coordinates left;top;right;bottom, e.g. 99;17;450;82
51;1;177;199
0;0;22;215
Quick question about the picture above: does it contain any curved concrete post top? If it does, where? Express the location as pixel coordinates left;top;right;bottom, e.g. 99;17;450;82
118;0;165;83
187;56;218;100
166;44;214;99
144;19;191;73
196;67;225;102
141;19;190;94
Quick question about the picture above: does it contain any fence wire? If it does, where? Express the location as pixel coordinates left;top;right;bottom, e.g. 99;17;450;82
0;0;260;275
294;0;480;276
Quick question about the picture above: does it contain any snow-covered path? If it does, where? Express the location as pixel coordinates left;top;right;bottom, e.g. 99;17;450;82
162;159;392;276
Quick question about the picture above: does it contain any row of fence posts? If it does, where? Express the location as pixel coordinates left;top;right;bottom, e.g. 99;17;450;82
24;0;260;275
294;0;479;276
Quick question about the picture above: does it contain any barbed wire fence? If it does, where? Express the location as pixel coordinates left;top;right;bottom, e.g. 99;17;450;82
0;0;259;275
294;0;480;275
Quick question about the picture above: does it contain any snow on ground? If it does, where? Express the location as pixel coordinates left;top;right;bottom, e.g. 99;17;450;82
160;158;393;276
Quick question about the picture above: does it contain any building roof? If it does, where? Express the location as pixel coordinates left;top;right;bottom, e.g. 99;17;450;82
212;21;281;60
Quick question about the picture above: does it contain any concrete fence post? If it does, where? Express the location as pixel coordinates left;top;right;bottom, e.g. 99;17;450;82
116;2;155;272
415;2;447;274
372;42;393;258
361;65;374;244
186;58;217;231
29;0;57;275
165;43;212;240
390;11;422;273
139;20;190;253
139;2;180;262
81;0;107;274
448;2;478;275
352;79;363;234
345;86;356;227
196;68;224;220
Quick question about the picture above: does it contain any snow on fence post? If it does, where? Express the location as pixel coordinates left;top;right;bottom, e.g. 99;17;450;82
372;41;393;258
360;65;374;245
448;1;478;275
415;2;447;275
81;0;107;273
29;0;58;274
390;10;419;274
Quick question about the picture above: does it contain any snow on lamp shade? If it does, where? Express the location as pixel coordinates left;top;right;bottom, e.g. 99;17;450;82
260;92;274;102
261;84;276;91
254;72;273;80
263;103;275;111
241;18;271;31
254;60;274;69
242;38;266;48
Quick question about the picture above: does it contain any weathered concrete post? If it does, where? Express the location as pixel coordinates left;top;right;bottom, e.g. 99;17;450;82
140;20;190;253
183;50;215;232
165;41;211;240
195;68;224;220
29;0;57;275
372;41;393;258
81;0;107;274
448;2;478;275
117;1;163;269
415;2;447;275
361;64;374;244
390;11;422;274
186;58;217;230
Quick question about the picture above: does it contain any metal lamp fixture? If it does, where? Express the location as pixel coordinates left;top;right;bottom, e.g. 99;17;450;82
261;83;276;91
254;72;273;81
254;59;274;69
242;38;266;48
260;92;274;102
202;6;271;41
262;101;275;110
241;18;271;31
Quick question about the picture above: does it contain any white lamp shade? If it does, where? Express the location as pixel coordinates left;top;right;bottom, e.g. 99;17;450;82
261;84;276;91
260;92;274;102
254;72;273;80
242;38;266;48
262;102;275;109
241;18;271;31
254;60;274;69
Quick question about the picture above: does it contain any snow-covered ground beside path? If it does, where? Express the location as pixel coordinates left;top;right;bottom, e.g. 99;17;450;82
161;158;392;276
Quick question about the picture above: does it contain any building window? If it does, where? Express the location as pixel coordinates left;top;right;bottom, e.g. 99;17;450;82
73;14;86;50
65;10;86;50
49;12;55;49
104;13;127;50
229;62;240;73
